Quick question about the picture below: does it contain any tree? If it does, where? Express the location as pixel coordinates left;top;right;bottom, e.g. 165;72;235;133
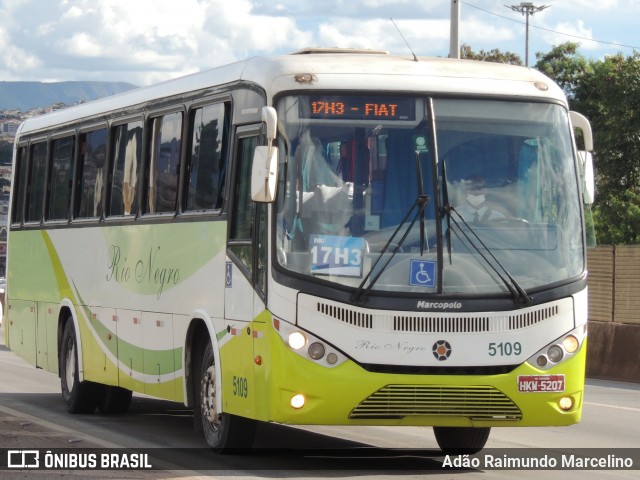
534;42;591;98
536;43;640;244
460;44;523;65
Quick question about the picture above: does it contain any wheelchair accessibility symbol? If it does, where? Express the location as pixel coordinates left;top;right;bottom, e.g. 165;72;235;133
409;260;436;288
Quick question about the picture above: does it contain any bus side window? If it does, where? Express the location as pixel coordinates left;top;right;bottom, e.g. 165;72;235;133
11;146;28;225
185;103;228;211
229;134;257;268
146;112;183;214
109;121;142;217
76;128;107;219
25;142;47;223
46;136;75;222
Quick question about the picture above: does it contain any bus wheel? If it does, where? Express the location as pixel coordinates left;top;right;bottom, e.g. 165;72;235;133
98;386;133;414
198;342;256;451
60;320;98;414
433;426;491;455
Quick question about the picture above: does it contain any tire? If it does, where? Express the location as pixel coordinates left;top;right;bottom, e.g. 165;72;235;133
98;385;133;414
198;342;256;452
60;320;99;414
433;426;491;455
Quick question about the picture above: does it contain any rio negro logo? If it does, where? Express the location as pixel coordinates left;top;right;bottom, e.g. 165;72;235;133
106;245;180;299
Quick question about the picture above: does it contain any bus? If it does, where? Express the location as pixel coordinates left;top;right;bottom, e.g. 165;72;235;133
6;48;594;453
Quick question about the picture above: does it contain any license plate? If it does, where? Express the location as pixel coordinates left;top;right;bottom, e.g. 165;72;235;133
517;374;565;393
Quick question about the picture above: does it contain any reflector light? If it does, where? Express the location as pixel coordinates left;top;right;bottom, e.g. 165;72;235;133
295;73;314;83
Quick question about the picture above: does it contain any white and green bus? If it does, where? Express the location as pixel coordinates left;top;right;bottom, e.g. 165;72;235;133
6;48;594;453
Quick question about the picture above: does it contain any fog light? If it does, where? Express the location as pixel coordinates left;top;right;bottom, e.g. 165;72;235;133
288;332;307;350
563;335;579;353
308;342;325;360
326;352;338;365
558;396;573;411
547;345;564;363
536;355;548;367
291;394;305;409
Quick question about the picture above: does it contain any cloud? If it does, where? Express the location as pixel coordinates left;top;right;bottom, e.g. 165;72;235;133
0;0;635;86
544;20;598;51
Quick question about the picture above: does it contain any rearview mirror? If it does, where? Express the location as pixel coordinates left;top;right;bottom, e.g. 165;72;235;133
569;111;593;152
579;151;595;204
570;111;595;204
251;106;279;203
251;145;278;203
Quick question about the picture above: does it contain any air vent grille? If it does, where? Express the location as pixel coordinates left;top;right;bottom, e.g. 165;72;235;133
317;302;373;329
315;300;563;333
394;316;490;333
509;305;558;330
349;385;522;420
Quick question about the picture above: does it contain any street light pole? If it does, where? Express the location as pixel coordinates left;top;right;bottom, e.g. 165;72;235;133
506;2;550;66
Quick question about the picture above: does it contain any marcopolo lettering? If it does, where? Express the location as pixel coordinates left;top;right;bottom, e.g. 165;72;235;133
417;301;463;309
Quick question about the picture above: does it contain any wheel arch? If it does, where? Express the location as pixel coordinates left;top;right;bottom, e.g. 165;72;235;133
183;310;222;412
57;299;83;380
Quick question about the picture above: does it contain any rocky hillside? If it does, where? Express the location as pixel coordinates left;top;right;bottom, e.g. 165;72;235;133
0;81;137;110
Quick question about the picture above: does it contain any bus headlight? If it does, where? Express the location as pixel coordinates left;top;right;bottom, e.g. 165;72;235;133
308;342;326;360
547;345;564;363
563;335;580;353
288;331;307;350
274;317;347;368
558;396;574;411
526;325;586;370
291;394;306;409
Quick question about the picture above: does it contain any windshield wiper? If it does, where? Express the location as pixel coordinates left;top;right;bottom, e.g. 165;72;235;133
444;205;532;307
351;194;430;305
415;150;429;256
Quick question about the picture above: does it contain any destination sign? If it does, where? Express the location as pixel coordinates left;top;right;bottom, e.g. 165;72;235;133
303;95;416;121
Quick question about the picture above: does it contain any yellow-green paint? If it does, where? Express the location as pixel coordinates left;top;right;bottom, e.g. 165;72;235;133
7;226;210;405
219;313;585;427
8;223;585;427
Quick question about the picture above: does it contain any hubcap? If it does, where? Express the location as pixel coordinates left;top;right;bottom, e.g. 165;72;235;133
64;340;75;393
201;366;221;428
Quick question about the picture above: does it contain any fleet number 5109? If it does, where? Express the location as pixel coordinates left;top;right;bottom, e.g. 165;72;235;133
488;341;522;356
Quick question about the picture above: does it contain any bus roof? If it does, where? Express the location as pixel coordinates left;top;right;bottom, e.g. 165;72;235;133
17;49;567;136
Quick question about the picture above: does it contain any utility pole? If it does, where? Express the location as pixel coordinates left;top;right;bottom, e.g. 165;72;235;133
450;0;460;59
506;2;549;66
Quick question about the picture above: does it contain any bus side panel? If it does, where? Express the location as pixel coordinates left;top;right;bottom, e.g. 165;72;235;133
38;302;56;370
7;230;61;374
219;317;257;419
116;308;144;393
8;221;225;403
82;305;119;387
5;299;37;367
142;311;177;400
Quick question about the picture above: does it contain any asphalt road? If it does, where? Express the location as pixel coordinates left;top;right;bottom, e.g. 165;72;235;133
0;324;638;479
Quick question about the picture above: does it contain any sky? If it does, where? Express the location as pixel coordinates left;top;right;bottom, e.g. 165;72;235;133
0;0;638;87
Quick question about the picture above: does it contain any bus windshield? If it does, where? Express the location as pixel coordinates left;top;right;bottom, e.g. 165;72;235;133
275;95;584;297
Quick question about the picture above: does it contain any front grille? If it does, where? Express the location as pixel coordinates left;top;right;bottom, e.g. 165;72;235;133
349;384;522;420
317;302;373;328
360;363;518;376
394;315;490;333
314;299;563;333
509;305;558;330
